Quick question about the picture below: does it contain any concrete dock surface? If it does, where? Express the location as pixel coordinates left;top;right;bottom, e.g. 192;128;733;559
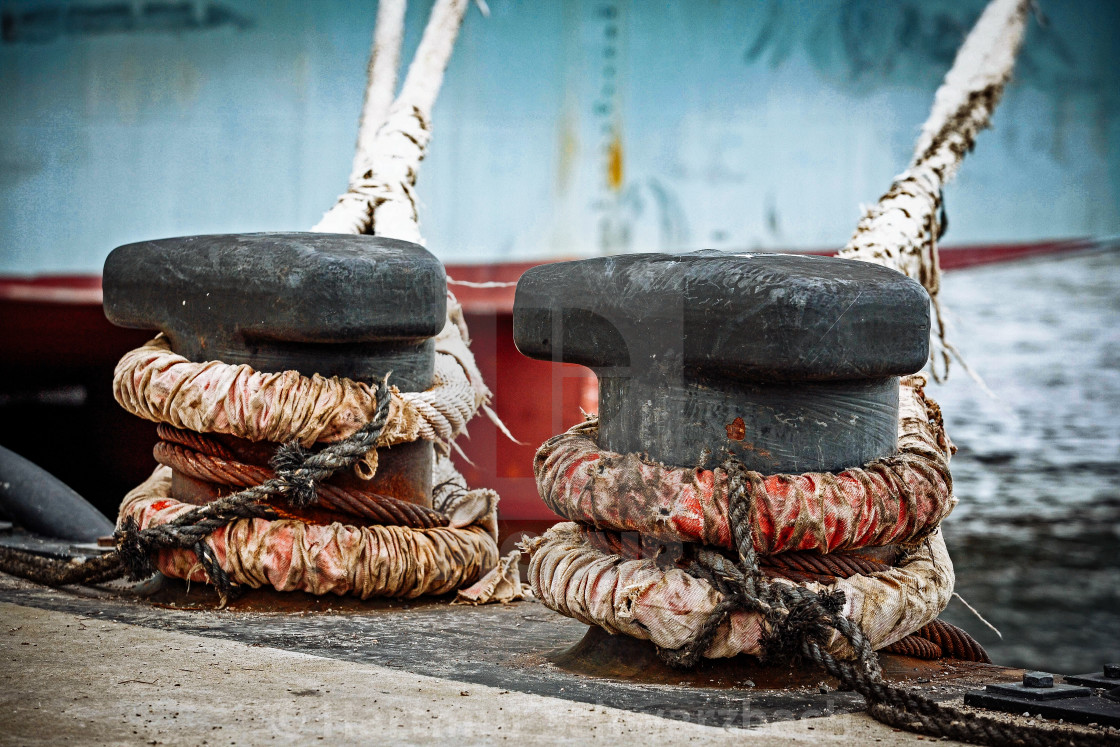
0;574;1112;745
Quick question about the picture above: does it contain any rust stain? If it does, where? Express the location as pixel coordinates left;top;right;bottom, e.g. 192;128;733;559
724;420;775;458
606;130;624;192
741;441;773;459
556;103;579;194
552;625;1019;690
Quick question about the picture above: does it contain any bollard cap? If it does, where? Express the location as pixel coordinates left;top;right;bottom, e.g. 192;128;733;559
514;251;930;382
103;232;447;382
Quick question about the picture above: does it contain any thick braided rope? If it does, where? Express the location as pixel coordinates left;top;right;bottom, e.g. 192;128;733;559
840;0;1031;380
310;0;405;235
153;437;446;528
348;0;406;187
311;0;497;450
916;618;991;663
157;423;236;459
883;634;943;659
883;620;992;663
579;527;898;582
399;342;480;444
313;0;470;240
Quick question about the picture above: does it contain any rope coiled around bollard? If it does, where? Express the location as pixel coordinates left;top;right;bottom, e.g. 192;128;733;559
525;384;1112;744
152;428;446;529
86;300;508;602
534;376;956;557
882;619;992;663
655;458;1111;747
0;379;394;603
579;525;988;662
912;618;991;663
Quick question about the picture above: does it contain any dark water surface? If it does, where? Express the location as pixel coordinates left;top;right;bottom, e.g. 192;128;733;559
932;247;1120;673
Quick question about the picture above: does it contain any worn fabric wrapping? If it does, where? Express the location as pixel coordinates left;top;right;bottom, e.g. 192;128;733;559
455;550;530;605
113;296;487;454
114;335;421;447
119;467;499;599
527;522;953;658
535;375;955;556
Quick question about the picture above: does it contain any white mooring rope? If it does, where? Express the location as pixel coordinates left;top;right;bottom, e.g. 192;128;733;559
840;0;1031;382
313;0;471;242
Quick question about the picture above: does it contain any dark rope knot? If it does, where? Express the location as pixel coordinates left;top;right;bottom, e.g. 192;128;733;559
757;586;846;667
115;515;157;580
269;442;319;508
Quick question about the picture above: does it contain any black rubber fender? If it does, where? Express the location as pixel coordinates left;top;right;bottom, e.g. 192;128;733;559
0;444;115;542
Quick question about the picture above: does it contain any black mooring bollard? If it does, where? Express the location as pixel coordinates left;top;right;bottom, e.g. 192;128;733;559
103;232;447;505
513;251;930;473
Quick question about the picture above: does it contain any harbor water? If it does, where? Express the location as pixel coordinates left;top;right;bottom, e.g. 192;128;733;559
932;247;1120;674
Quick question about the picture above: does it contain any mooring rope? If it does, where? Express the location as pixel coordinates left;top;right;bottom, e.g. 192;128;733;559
657;458;1112;747
840;0;1031;382
0;380;393;603
882;633;944;660
900;619;992;663
152;434;446;528
313;0;472;241
579;527;899;583
351;0;407;186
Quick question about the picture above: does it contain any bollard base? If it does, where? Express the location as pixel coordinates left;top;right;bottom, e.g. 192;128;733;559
552;624;1019;691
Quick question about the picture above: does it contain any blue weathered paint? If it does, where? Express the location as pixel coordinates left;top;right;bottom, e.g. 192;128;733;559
1;0;1117;274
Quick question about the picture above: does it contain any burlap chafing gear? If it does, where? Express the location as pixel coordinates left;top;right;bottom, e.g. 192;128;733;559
119;467;500;599
534;375;956;557
526;522;953;659
112;296;489;478
113;335;421;447
455;550;530;605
